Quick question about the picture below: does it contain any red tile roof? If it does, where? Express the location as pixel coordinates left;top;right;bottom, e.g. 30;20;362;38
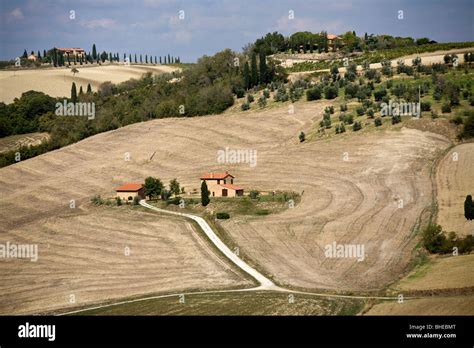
327;34;341;40
219;183;243;191
200;171;234;180
115;183;143;192
57;47;85;51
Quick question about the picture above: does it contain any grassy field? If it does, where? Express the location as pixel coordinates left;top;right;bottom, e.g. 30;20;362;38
365;295;474;315
150;191;301;218
364;254;474;315
72;291;364;316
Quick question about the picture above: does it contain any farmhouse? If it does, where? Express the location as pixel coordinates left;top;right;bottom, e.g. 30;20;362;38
115;183;145;201
200;171;244;197
27;54;37;61
56;47;85;57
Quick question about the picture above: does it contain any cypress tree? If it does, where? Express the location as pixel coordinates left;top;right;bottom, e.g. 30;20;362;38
243;61;251;90
71;82;77;103
140;54;142;63
145;55;148;64
53;48;58;67
159;56;162;64
43;49;47;58
134;54;137;63
168;54;171;64
259;49;267;84
129;54;132;64
250;52;258;87
79;86;84;95
201;181;210;207
87;83;92;94
22;49;28;58
37;50;41;59
92;44;97;60
465;195;474;220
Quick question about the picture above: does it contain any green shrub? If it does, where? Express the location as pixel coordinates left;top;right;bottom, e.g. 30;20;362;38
241;102;250;111
257;96;267;108
249;190;260;199
422;223;474;254
420;101;431;111
459;112;474;139
352;121;362;131
392;115;402;124
374;117;382;127
255;209;270;216
306;86;322;101
450;115;463;125
91;194;104;206
116;197;122;206
441;103;452;113
216;212;230;219
247;94;254;103
324;85;338;99
340;103;348;112
299;131;305;142
356;106;365;116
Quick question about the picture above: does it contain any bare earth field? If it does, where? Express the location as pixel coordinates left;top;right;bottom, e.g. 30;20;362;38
0;99;452;314
0;132;50;154
0;64;178;103
0;206;250;315
436;143;474;236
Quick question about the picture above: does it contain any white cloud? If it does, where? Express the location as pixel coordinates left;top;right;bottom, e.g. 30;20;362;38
9;8;24;20
79;18;117;29
276;15;314;32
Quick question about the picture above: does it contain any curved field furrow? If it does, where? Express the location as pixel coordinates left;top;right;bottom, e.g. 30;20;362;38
0;99;450;314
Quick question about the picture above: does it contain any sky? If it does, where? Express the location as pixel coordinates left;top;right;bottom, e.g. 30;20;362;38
1;0;473;62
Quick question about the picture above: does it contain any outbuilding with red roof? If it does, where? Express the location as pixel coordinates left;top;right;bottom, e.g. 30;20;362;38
115;183;145;202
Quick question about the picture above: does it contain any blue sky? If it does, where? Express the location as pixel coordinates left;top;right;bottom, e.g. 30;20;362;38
1;0;473;62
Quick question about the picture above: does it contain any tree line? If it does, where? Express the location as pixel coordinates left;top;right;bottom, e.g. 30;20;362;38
251;30;438;55
14;44;180;68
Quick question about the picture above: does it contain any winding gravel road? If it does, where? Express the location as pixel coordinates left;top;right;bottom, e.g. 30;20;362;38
139;200;279;290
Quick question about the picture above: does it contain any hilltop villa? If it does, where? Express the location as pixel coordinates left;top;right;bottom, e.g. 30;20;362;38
115;183;145;201
56;47;85;57
200;172;244;197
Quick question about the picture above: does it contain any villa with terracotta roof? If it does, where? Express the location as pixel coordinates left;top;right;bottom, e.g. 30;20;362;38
56;47;85;57
115;183;145;201
200;171;244;197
